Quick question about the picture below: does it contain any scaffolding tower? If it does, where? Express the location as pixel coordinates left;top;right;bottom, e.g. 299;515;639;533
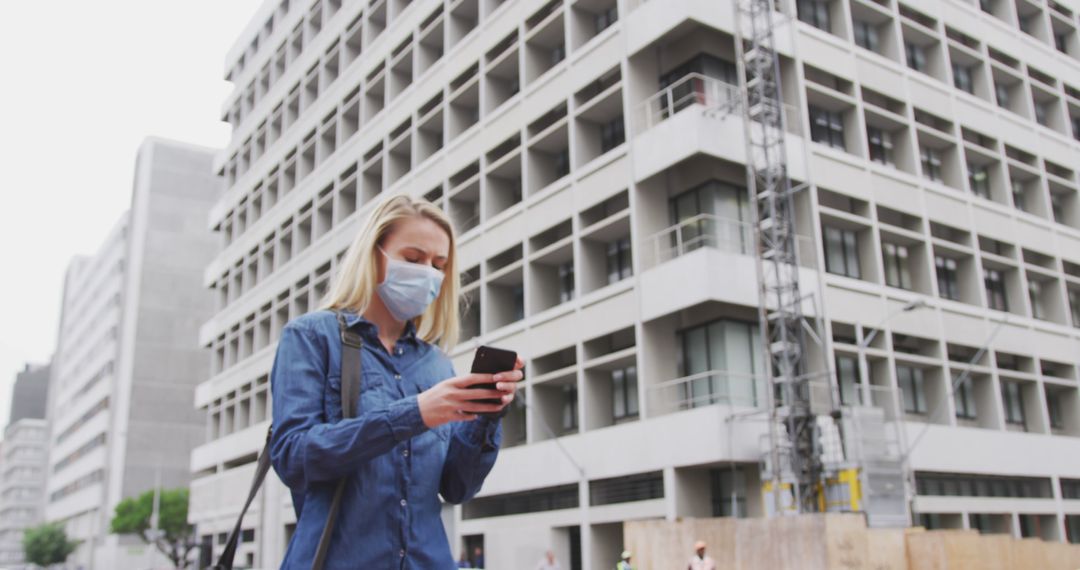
735;0;825;514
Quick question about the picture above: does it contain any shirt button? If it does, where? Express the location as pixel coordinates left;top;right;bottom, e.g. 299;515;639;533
394;374;401;380
403;449;409;457
399;549;405;558
400;499;407;507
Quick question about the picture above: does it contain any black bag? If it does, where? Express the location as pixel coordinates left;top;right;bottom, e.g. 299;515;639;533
213;311;363;570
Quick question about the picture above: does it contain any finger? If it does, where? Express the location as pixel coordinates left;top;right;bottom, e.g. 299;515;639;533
460;402;507;414
452;373;496;387
449;389;504;401
495;381;519;392
492;370;524;383
500;393;515;404
514;356;524;370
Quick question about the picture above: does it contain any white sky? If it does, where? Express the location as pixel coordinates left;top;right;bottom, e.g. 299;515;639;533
0;1;263;430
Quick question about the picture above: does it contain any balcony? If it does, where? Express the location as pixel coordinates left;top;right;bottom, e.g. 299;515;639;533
624;0;739;57
639;214;819;321
632;73;806;184
647;369;765;417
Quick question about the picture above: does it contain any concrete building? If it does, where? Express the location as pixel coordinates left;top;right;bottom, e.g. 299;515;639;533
0;364;51;566
46;138;219;569
195;0;1080;567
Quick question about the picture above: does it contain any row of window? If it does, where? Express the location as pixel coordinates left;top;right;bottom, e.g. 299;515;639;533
52;434;106;475
799;0;1080;136
915;471;1054;498
822;220;1080;326
48;469;103;503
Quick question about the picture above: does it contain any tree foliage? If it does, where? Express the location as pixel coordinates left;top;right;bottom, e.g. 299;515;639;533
22;522;78;566
110;487;198;568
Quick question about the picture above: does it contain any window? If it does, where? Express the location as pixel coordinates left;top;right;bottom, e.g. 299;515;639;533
606;238;633;284
1001;380;1025;426
984;268;1008;311
594;5;618;33
920;146;942;182
994;82;1010;108
611;366;639;420
558;260;575;303
1055;32;1069;54
554;148;570;178
1028;281;1044;320
658;54;738;116
561;385;578;432
824;226;861;279
797;0;831;32
954;376;977;419
809;106;845;149
897;365;927;414
952;63;974;94
867;126;893;165
710;467;748;517
1011;179;1027;212
1069;289;1080;327
551;43;566;65
512;284;525;321
1071;116;1080;142
1035;102;1051;127
853;20;879;52
589;471;664;505
669;181;751;254
905;42;927;73
835;355;861;406
600;116;625;153
882;242;912;290
1047;390;1064;429
678;319;762;408
967;163;990;198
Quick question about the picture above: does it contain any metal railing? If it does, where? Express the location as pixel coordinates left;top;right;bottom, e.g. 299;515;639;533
641;213;754;269
635;73;742;132
647;369;765;417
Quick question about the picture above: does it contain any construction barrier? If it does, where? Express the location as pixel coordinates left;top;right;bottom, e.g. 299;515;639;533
624;514;1080;569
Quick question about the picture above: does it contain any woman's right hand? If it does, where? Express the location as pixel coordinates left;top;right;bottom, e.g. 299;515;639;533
416;374;511;428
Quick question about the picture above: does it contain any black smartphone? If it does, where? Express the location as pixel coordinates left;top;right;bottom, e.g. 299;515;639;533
469;345;518;417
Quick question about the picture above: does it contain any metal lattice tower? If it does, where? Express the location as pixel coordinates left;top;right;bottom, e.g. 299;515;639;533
736;0;822;513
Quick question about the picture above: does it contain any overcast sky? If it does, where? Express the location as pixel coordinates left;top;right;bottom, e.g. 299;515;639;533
0;1;263;430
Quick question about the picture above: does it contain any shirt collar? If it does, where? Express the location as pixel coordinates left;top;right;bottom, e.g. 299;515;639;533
338;309;420;345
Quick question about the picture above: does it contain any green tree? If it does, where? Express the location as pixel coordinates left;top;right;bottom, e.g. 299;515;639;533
110;487;198;568
22;522;78;566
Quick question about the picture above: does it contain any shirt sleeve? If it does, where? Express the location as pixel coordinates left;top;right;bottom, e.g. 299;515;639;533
438;358;502;503
269;322;429;490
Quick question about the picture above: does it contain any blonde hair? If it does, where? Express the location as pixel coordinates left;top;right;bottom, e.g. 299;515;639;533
320;193;460;349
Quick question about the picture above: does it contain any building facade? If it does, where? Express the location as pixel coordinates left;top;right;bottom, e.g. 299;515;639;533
0;363;51;567
196;0;1080;567
46;138;219;569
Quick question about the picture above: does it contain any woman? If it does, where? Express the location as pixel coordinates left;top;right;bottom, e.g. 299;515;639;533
269;194;523;568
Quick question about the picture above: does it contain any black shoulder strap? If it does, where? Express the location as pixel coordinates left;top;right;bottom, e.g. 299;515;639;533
311;312;363;569
213;311;363;570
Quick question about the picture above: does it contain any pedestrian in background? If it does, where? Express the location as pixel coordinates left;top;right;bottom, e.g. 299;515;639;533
536;549;562;570
457;551;472;568
616;549;633;570
687;540;716;570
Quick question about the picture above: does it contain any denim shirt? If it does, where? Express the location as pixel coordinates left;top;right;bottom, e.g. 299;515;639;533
269;309;501;569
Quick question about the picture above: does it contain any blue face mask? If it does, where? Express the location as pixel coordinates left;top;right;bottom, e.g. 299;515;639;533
376;248;445;321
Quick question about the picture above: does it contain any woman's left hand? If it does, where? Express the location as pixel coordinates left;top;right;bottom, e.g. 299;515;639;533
492;356;525;409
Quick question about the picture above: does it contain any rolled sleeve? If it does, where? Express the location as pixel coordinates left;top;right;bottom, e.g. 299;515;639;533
386;394;428;442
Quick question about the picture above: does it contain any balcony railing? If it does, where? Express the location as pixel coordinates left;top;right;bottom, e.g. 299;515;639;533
642;213;755;269
635;73;742;133
648;369;765;416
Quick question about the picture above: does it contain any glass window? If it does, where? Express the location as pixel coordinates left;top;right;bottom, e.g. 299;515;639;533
867;126;893;165
1001;380;1025;426
1069;288;1080;328
1011;179;1028;212
606;238;633;284
897;365;927;414
967;162;990;198
594;5;618;33
984;268;1008;311
994;82;1010;108
824;226;861;279
836;355;861;406
882;242;912;290
561;385;578;432
559;260;575;303
1047;390;1064;429
600;116;625;153
952;63;974;94
797;0;831;32
905;42;927;72
853;20;879;52
809;106;846;149
935;256;960;300
1028;280;1044;320
1071;116;1080;142
669;180;751;254
920;146;942;182
954;376;977;419
678;319;762;408
612;366;639;420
